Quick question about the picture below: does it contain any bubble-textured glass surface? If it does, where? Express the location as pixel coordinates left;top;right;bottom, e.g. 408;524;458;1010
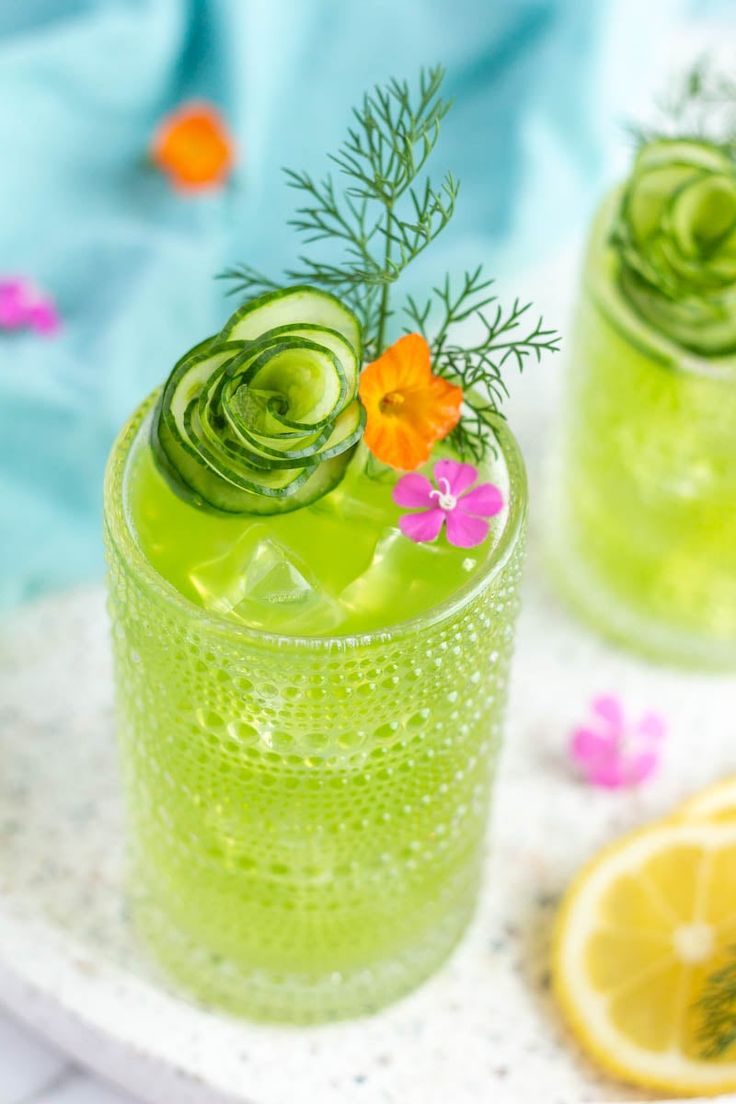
550;190;736;668
104;396;526;1023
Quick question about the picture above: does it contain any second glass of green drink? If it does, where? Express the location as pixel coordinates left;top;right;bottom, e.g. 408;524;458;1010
550;138;736;668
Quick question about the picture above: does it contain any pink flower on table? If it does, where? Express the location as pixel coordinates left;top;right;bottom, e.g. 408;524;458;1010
570;695;666;789
392;458;504;549
0;278;61;337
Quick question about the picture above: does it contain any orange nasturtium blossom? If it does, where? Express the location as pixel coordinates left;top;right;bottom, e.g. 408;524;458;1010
152;102;234;191
359;333;463;471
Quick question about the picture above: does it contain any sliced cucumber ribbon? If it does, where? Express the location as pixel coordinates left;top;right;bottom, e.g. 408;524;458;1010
612;138;736;356
152;286;365;515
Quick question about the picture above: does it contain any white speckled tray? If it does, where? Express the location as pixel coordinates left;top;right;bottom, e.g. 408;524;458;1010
0;559;733;1104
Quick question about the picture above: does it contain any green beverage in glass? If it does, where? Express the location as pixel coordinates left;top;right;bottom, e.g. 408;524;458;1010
550;138;736;667
104;68;557;1022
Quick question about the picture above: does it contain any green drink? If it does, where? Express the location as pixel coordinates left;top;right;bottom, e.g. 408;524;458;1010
105;396;525;1021
104;67;556;1021
550;139;736;667
125;407;513;638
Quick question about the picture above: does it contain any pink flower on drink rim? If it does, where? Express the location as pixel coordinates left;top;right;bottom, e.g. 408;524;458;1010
570;695;666;789
392;458;504;548
0;278;61;336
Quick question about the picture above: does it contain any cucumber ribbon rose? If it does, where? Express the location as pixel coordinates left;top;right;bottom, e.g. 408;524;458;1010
613;138;736;355
152;287;365;515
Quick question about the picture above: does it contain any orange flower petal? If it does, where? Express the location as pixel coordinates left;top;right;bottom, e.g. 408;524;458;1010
359;333;463;470
360;334;429;402
152;102;234;191
367;416;434;471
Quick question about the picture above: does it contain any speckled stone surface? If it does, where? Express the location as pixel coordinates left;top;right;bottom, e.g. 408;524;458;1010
0;558;734;1104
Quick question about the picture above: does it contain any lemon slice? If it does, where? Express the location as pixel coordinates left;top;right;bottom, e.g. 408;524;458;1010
553;819;736;1095
679;777;736;824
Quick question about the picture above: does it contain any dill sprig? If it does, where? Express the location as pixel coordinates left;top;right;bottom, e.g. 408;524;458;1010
405;266;560;461
221;65;456;360
221;66;559;460
629;57;736;154
696;948;736;1059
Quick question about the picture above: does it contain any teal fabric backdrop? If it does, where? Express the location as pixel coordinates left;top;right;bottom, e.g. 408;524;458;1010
0;0;693;607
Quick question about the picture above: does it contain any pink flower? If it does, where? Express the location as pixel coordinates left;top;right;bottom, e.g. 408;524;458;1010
392;458;504;548
0;278;61;337
0;280;30;329
570;695;666;789
26;300;61;336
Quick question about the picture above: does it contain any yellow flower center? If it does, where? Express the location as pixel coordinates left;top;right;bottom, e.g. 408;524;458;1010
379;389;406;414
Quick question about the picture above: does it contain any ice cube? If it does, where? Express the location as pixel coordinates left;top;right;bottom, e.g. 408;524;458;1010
188;525;258;613
188;526;268;614
242;539;315;604
339;526;447;630
190;534;345;633
236;538;346;631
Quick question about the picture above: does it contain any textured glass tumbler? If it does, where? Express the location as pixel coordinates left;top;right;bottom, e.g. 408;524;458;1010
549;192;736;669
104;399;527;1023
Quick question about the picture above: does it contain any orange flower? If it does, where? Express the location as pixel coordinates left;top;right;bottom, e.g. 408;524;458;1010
359;333;463;470
152;102;234;191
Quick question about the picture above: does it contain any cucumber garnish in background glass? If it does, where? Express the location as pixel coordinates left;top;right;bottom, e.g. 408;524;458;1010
548;65;736;668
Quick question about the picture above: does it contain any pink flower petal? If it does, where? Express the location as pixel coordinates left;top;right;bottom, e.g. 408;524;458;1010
592;694;624;735
624;751;661;786
444;509;489;548
569;694;666;789
636;712;667;743
583;759;629;789
0;279;60;336
0;299;30;328
392;472;434;509
27;301;61;336
0;279;27;301
433;458;477;496
458;483;504;518
570;727;614;764
399;508;445;543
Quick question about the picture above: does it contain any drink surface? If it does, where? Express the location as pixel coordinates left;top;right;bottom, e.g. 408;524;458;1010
552;191;736;665
125;404;509;636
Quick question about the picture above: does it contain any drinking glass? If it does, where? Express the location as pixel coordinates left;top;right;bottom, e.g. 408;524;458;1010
549;189;736;668
104;394;527;1022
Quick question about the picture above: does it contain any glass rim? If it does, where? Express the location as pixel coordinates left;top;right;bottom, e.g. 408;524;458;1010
592;187;736;383
104;392;527;652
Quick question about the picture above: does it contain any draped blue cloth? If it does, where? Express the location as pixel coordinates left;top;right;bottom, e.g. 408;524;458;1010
0;0;697;607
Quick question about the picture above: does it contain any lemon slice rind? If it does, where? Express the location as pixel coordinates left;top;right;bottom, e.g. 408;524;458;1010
678;776;736;824
553;819;736;1096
